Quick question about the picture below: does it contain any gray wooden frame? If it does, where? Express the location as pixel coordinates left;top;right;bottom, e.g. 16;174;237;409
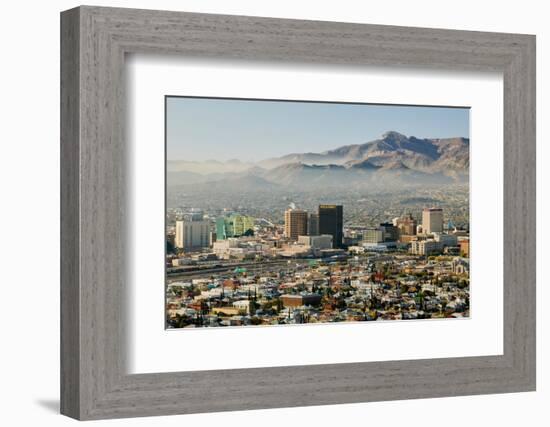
60;5;536;421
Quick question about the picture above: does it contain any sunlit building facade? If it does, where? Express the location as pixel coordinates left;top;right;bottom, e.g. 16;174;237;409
216;215;255;240
284;209;308;241
422;208;443;234
175;219;209;251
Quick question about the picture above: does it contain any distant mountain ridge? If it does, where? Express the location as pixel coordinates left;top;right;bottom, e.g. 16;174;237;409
258;131;469;173
167;131;469;189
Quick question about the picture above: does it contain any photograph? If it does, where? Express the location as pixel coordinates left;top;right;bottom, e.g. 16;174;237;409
51;3;538;422
165;97;471;328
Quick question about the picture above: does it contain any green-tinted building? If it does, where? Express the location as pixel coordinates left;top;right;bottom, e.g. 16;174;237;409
216;215;255;240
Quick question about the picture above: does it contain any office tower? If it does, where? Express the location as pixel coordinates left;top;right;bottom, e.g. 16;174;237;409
363;227;384;244
216;215;255;240
232;215;255;237
422;208;443;234
318;204;343;248
379;222;400;242
215;217;230;240
175;218;210;251
395;213;417;236
362;223;399;244
284;209;308;241
307;213;319;236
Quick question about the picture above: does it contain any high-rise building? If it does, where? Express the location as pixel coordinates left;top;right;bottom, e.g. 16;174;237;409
231;215;255;237
379;222;400;242
422;208;443;234
209;231;217;246
363;227;384;244
215;217;230;240
395;213;417;236
284;209;308;241
362;223;399;244
307;213;319;236
318;204;343;248
175;219;210;251
216;215;255;240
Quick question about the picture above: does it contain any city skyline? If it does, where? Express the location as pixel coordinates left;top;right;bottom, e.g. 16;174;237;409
165;97;470;328
166;202;470;328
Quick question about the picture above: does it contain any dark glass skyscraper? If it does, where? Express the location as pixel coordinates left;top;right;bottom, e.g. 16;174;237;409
318;205;343;248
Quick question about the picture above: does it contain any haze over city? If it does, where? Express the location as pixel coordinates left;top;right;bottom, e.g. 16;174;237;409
165;97;470;328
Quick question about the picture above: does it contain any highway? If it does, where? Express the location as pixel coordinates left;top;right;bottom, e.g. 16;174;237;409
166;259;313;282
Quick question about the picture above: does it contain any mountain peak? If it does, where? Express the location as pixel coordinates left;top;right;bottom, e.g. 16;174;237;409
381;131;408;140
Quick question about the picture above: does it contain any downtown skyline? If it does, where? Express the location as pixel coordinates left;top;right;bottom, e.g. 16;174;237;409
165;96;470;328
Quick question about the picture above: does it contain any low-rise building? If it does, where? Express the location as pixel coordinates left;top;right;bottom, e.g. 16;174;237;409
297;234;333;250
171;258;194;267
433;233;458;247
410;239;442;255
452;257;470;274
281;293;322;308
362;241;397;252
232;299;255;314
459;239;470;257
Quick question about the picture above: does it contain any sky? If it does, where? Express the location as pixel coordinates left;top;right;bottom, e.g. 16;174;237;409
166;96;469;162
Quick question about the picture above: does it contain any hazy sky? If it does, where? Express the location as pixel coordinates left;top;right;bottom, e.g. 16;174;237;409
166;96;469;162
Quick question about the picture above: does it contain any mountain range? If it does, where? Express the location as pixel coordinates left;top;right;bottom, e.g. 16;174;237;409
167;131;469;190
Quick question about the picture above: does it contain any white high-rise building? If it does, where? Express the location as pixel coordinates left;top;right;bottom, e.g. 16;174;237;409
422;208;443;234
175;219;209;251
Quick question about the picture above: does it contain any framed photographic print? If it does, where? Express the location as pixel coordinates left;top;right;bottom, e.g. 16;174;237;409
61;6;536;420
